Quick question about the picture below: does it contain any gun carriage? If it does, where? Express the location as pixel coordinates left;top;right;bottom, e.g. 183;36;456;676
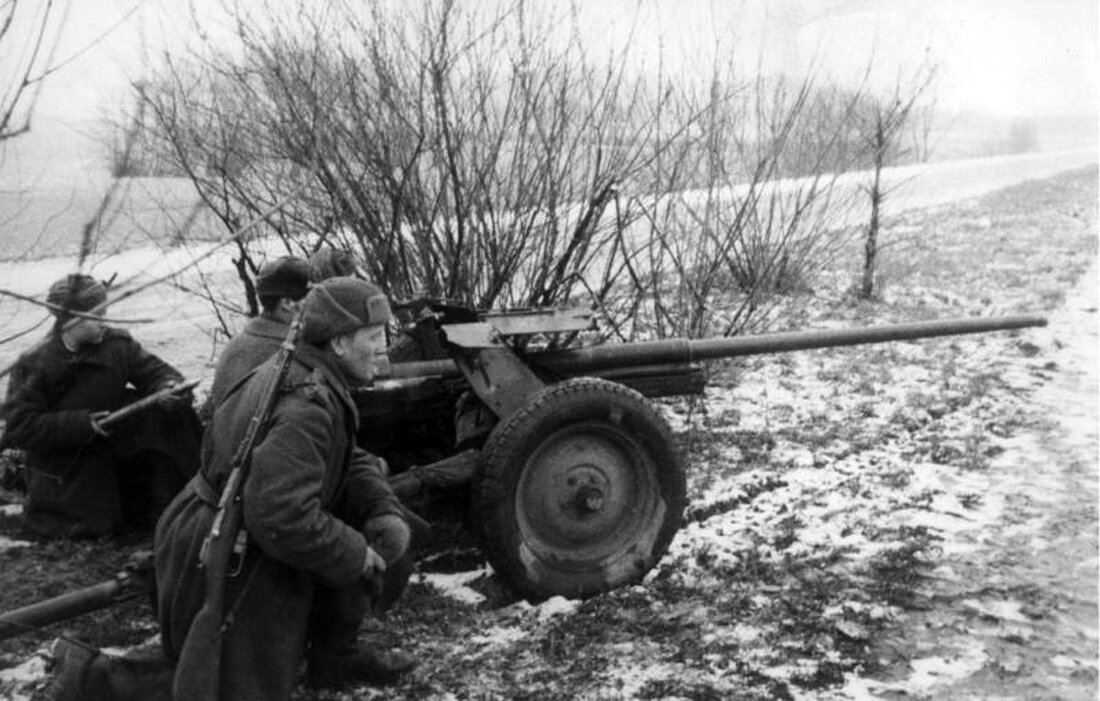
355;299;1048;601
0;300;1048;641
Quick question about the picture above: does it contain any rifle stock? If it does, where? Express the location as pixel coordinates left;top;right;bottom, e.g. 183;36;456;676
172;317;302;701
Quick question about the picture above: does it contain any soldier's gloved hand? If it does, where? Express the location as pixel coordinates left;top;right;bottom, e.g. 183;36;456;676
365;453;390;477
363;514;411;565
361;545;387;599
156;381;193;411
89;410;110;437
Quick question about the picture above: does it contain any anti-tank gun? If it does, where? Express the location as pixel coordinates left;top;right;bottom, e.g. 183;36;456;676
356;299;1047;601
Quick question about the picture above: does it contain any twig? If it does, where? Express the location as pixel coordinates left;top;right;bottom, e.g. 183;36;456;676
0;187;308;381
0;288;155;324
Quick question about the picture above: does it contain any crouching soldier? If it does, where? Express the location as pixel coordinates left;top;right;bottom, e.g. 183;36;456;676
1;274;200;539
155;277;416;700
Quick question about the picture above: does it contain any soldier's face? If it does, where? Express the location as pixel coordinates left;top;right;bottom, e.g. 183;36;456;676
332;324;390;383
65;311;107;347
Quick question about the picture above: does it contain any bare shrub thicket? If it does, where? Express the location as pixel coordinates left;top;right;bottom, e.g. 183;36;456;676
619;68;874;339
128;0;909;341
0;0;163;357
852;64;937;299
0;0;69;144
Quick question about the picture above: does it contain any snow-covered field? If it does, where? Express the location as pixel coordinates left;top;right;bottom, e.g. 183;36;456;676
0;149;1094;397
0;157;1096;700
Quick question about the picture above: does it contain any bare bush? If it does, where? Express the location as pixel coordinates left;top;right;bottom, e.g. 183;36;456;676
127;0;912;343
853;64;937;300
0;0;68;144
622;67;866;340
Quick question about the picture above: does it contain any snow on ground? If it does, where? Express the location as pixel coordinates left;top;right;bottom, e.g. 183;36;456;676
841;260;1099;699
420;567;493;606
0;652;48;693
0;535;31;554
0;159;1094;699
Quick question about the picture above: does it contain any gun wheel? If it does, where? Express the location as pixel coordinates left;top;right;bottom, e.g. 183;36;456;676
473;378;685;600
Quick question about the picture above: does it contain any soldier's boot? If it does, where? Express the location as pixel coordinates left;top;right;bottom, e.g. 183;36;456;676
305;646;416;689
37;639;172;701
36;638;98;701
306;583;416;689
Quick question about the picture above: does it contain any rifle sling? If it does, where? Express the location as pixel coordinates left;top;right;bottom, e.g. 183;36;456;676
189;472;221;507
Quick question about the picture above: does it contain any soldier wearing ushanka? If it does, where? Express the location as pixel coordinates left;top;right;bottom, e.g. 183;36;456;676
156;277;416;700
205;256;313;417
2;274;200;538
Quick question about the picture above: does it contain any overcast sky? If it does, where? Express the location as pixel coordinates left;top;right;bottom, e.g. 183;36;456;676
14;0;1100;122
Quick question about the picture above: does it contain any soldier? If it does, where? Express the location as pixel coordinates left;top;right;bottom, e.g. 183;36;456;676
308;246;359;282
156;277;416;699
204;256;312;416
205;252;428;612
1;274;200;539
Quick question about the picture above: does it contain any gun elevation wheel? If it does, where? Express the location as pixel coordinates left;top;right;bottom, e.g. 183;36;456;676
473;378;685;600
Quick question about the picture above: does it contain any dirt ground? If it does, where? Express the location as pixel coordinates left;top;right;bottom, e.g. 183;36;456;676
863;260;1099;699
0;163;1096;700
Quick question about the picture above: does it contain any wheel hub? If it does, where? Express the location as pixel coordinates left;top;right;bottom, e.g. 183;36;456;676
517;424;654;555
567;476;606;515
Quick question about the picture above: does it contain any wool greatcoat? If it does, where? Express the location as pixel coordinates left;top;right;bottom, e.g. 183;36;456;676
2;328;200;538
204;315;288;416
155;341;404;701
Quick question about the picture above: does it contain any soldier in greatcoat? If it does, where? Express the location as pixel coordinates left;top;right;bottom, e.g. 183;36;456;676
155;277;416;699
204;256;312;416
1;274;200;538
202;253;427;611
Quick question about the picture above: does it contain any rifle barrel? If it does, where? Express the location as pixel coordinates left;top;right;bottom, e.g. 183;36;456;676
100;379;200;429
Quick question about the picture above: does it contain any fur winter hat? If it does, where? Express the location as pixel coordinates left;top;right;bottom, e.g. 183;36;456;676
256;256;311;299
301;277;391;345
46;274;107;317
309;248;358;283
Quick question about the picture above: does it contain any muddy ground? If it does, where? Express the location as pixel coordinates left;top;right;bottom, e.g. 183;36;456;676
859;251;1098;699
0;165;1097;700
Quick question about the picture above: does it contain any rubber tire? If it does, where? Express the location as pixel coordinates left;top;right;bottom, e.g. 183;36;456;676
472;377;686;600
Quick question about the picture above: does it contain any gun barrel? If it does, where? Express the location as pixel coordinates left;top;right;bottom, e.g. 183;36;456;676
387;314;1047;380
0;577;134;642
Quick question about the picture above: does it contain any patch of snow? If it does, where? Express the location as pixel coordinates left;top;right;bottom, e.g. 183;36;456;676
467;625;528;649
905;642;989;692
1050;655;1084;670
731;624;763;644
100;633;161;657
820;673;902;701
594;653;710;698
762;658;823;683
490;599;535;621
772;442;815;469
834;620;870;641
536;595;580;620
961;599;1032;624
0;535;32;552
420;567;491;605
0;650;49;694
